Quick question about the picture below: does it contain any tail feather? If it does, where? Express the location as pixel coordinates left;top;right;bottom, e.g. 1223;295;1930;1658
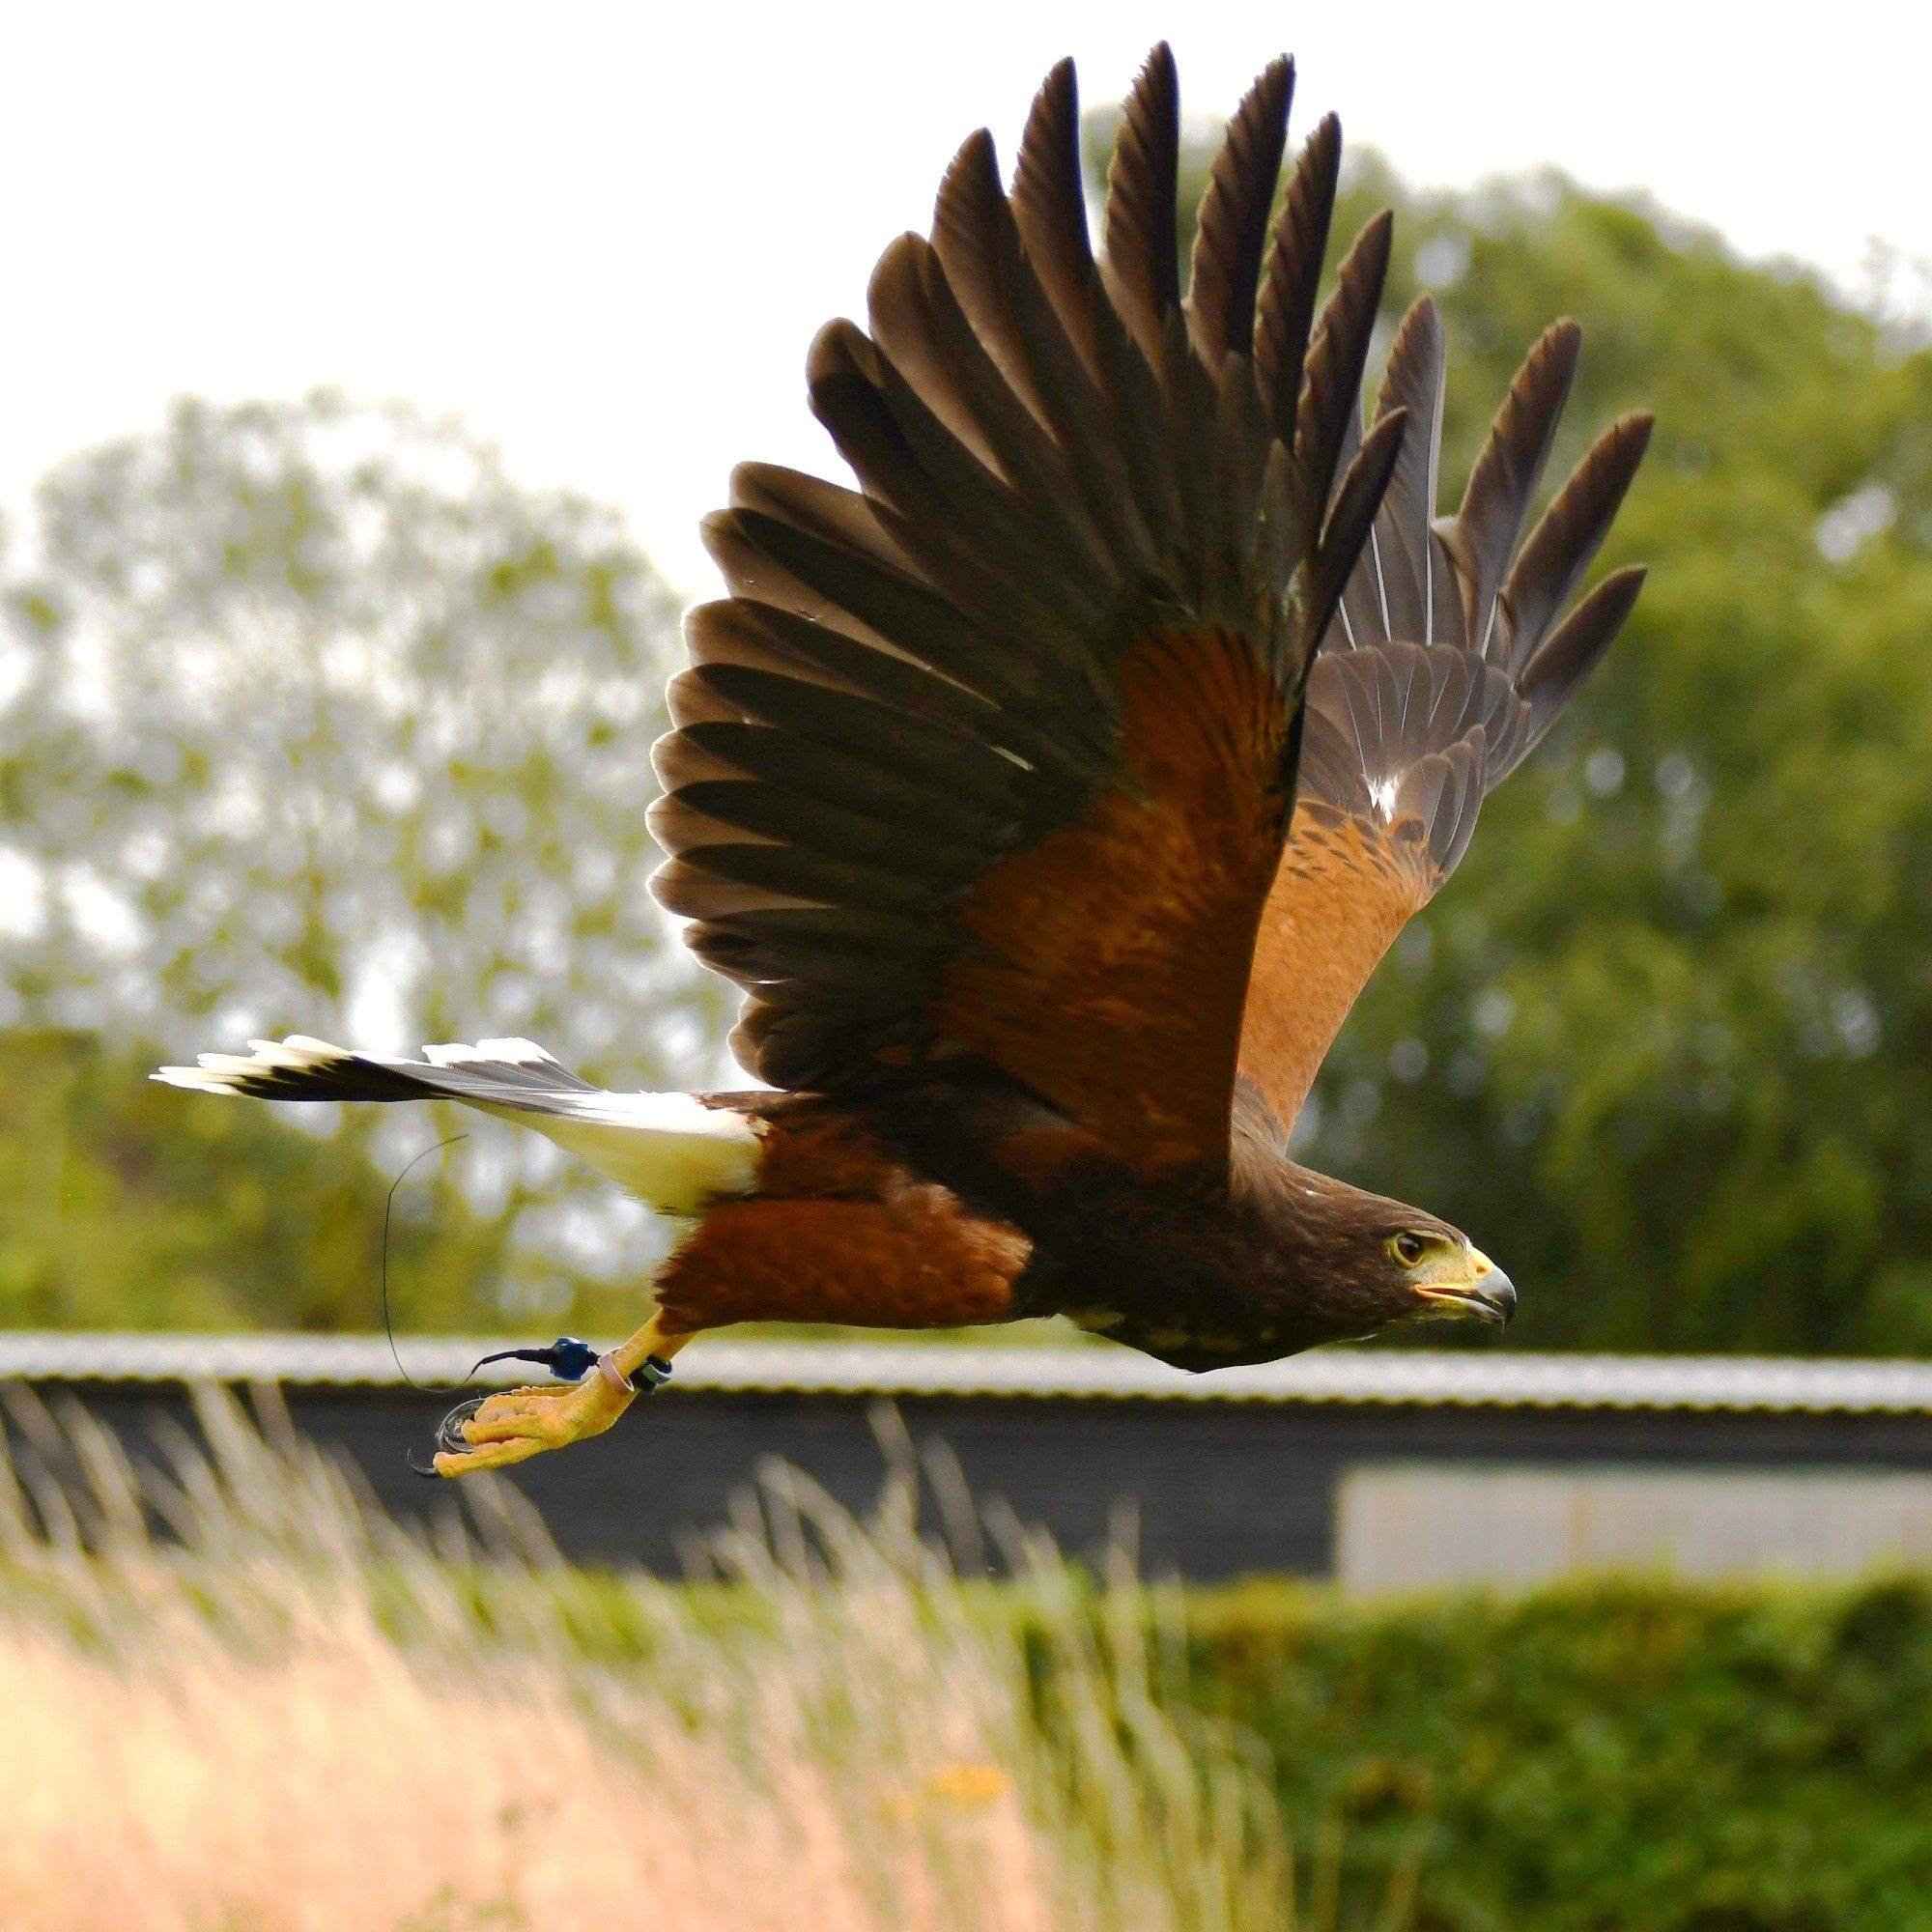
155;1036;761;1215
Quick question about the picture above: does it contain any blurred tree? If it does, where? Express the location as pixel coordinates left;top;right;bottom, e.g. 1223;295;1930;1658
1080;109;1932;1353
0;1028;507;1332
0;394;725;1330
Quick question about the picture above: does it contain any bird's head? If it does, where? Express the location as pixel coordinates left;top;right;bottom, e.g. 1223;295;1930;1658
1244;1160;1517;1344
1372;1217;1516;1330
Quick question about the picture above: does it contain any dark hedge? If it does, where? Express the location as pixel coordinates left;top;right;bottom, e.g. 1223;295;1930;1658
1171;1574;1932;1930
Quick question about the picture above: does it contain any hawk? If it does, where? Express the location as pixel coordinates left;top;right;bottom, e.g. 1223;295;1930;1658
159;46;1650;1477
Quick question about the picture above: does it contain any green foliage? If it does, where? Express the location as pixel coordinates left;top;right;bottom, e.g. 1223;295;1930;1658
387;1549;1932;1930
1090;113;1932;1353
0;1028;500;1330
1176;1572;1932;1931
0;396;727;1330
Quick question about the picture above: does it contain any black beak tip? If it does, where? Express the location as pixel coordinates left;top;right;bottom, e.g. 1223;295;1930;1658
1486;1273;1519;1326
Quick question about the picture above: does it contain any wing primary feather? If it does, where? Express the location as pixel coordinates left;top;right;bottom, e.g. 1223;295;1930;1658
1305;409;1407;656
1519;563;1648;752
1208;351;1270;616
885;236;1083;521
1368;296;1448;643
1102;42;1181;367
1501;412;1655;672
717;506;1100;758
1086;262;1191;565
865;233;1008;477
1447;319;1583;661
1010;58;1100;374
1185;55;1294;371
713;505;1008;683
673;723;1009;851
1368;527;1392;635
728;463;916;575
1290;211;1393;549
809;317;1119;670
809;315;1046;578
687;665;1018;810
931;128;1057;428
687;599;996;730
1255;114;1341;449
933;127;1169;573
1159;305;1220;594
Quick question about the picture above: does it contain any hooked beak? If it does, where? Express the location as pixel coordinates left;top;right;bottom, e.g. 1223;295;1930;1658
1413;1246;1517;1326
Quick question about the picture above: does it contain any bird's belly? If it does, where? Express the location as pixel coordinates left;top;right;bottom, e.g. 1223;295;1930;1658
652;1187;1033;1334
1021;1211;1296;1371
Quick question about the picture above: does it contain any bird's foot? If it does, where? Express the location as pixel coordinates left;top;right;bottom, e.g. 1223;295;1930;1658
418;1352;674;1479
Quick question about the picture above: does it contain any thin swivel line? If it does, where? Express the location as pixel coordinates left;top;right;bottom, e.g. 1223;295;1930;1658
381;1133;471;1393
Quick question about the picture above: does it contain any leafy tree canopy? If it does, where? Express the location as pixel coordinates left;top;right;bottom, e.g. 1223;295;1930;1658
0;396;724;1331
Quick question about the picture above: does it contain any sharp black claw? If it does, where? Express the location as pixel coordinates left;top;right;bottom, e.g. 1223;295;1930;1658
407;1447;443;1479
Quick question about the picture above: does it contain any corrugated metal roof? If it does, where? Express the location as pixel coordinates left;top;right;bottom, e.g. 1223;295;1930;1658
5;1331;1932;1414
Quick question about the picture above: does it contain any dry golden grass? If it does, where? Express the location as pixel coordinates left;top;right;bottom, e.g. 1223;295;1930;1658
0;1388;1402;1932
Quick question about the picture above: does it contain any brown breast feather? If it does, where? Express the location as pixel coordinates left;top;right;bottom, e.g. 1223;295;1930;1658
653;1102;1033;1333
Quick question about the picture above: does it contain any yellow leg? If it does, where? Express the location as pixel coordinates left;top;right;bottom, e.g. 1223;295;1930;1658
430;1314;696;1479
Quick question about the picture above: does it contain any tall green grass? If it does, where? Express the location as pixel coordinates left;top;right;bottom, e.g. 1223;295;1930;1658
0;1387;1414;1932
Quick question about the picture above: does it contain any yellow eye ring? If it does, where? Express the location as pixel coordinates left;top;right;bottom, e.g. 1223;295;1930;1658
1393;1232;1428;1266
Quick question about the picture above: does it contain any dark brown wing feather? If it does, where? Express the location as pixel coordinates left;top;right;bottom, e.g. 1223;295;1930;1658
1255;115;1341;453
1239;298;1653;1130
1101;45;1182;368
652;45;1402;1175
1185;56;1294;369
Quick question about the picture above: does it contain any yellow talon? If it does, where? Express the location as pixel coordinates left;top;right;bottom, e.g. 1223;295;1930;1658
430;1373;634;1478
424;1315;696;1479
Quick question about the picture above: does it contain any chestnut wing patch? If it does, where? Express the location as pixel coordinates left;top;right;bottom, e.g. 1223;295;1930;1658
939;630;1293;1172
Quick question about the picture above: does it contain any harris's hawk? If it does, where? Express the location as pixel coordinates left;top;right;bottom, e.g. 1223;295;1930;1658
158;47;1651;1476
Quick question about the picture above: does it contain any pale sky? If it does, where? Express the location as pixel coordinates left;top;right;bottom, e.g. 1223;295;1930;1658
2;1;1925;598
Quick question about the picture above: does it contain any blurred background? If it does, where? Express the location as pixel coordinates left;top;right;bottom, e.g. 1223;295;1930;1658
8;7;1932;1928
3;1;1931;1352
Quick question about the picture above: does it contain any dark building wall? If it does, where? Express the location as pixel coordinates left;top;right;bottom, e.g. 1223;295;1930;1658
16;1377;1932;1578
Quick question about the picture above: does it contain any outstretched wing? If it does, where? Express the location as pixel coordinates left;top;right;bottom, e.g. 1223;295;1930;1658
650;46;1403;1176
1238;298;1653;1131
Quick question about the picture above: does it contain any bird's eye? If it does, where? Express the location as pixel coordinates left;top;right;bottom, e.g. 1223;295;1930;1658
1392;1232;1428;1266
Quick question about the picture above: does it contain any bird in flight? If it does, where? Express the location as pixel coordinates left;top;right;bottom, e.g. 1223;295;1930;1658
159;45;1651;1478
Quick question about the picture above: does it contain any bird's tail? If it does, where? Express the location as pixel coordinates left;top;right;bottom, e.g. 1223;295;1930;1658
155;1035;761;1215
